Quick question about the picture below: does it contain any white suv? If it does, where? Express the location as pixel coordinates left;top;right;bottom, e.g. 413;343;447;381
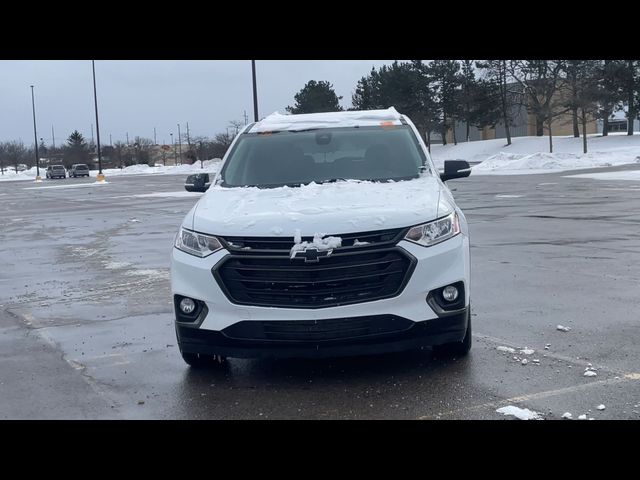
171;108;472;367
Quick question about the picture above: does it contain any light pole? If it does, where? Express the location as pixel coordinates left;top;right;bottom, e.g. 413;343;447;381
30;85;42;182
92;60;105;182
170;133;177;165
251;60;259;122
177;123;182;165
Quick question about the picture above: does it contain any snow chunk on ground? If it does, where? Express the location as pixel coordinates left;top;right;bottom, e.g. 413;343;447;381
557;325;571;332
584;370;597;377
578;414;587;420
496;406;542;420
520;348;535;355
597;404;606;410
497;346;516;354
289;233;342;259
561;412;573;419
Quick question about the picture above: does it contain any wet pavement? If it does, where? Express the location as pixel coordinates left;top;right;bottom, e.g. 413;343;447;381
1;168;639;419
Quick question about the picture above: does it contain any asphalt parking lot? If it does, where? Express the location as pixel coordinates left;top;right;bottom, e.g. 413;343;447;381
1;168;639;419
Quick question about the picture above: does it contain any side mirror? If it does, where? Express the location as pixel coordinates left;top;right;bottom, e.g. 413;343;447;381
440;160;471;182
185;173;211;192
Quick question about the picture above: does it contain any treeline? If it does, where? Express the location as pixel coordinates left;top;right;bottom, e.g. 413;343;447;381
288;60;640;153
0;125;242;173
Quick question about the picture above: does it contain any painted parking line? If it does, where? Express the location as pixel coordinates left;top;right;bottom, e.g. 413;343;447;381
416;332;640;420
418;373;640;420
23;183;109;190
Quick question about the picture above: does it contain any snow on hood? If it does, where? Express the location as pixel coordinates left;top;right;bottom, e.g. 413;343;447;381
190;175;444;237
250;107;403;133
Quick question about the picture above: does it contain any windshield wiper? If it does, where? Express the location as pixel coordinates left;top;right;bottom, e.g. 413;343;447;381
319;177;350;184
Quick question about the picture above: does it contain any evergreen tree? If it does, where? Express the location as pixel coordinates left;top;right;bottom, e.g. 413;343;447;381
619;60;640;135
426;60;461;145
286;80;343;114
64;130;90;167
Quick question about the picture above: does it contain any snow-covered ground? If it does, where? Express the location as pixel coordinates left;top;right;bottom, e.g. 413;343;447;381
566;170;640;182
430;133;640;175
0;159;222;183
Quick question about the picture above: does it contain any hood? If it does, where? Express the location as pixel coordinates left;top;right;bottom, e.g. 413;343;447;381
190;175;446;237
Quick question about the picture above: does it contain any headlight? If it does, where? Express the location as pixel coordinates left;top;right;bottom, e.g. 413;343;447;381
174;227;222;257
404;212;460;247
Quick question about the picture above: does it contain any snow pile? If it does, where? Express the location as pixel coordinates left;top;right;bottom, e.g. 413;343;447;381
0;166;40;182
430;133;640;175
0;160;222;183
290;233;342;259
473;151;640;175
557;325;571;332
496;406;542;420
561;412;573;419
597;404;606;411
95;159;221;177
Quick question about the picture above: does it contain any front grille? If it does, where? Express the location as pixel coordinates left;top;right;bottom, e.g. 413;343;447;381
222;315;414;342
213;244;416;309
221;228;405;253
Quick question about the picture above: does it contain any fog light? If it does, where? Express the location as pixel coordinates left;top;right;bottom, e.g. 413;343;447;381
442;285;459;302
179;297;196;314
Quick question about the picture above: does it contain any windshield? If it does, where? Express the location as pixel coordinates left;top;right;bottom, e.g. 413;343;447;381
220;125;429;188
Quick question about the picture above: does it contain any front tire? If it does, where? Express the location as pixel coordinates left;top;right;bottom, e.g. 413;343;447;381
433;308;472;357
180;350;227;369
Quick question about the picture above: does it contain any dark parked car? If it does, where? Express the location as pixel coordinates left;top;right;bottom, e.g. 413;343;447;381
69;164;90;177
184;173;211;192
46;165;66;179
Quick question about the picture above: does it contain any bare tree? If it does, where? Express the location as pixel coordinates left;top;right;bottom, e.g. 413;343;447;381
509;60;566;140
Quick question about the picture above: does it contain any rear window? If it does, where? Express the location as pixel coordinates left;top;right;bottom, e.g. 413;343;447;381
53;166;65;170
221;125;429;188
75;165;88;169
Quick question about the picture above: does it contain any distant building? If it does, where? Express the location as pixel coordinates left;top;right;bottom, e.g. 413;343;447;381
432;83;599;144
596;109;640;134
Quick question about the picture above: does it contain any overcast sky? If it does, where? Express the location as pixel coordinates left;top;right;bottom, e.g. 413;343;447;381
0;60;397;146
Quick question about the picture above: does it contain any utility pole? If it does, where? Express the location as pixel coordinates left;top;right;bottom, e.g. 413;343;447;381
91;60;104;182
30;85;42;182
244;110;248;125
251;60;259;121
177;123;182;165
126;132;129;146
186;122;191;149
109;134;112;146
154;127;157;145
91;123;94;145
52;125;55;149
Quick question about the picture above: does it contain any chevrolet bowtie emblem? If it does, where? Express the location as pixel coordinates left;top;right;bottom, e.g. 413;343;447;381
291;247;333;263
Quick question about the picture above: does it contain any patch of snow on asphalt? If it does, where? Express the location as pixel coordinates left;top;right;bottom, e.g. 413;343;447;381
557;325;571;332
497;346;516;354
496;406;542;420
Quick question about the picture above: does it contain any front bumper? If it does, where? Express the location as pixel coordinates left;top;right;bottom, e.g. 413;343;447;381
171;234;470;359
176;308;469;359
